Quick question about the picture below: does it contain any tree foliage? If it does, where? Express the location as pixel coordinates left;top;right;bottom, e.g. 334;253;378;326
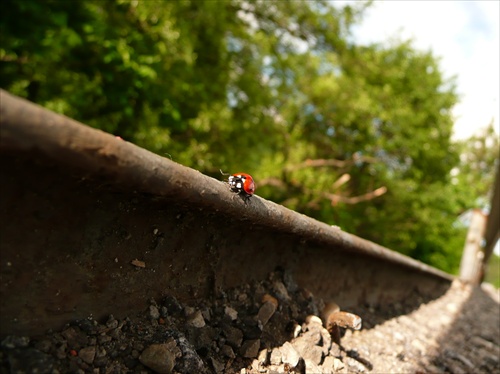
1;0;497;273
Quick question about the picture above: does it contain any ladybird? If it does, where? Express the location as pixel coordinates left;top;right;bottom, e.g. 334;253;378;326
229;172;255;197
221;171;255;199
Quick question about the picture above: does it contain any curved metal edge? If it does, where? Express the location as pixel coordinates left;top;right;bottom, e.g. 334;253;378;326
0;89;453;281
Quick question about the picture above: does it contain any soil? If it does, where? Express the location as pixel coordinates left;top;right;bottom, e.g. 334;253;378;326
1;270;499;374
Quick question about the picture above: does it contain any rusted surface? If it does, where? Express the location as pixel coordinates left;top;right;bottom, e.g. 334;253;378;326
0;90;452;336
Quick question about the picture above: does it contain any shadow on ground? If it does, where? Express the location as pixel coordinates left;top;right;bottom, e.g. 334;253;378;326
428;285;500;373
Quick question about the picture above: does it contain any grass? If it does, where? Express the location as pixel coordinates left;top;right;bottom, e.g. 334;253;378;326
484;253;500;288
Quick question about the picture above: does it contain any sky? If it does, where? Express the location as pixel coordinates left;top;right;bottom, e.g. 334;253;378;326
346;0;499;140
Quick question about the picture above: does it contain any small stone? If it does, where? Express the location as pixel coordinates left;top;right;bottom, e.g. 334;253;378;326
322;356;336;373
320;327;332;355
75;318;97;334
261;294;279;307
272;280;291;301
109;327;121;340
298;328;322;346
392;331;405;341
305;315;323;327
293;336;323;365
5;348;55;372
251;359;260;371
34;339;52;353
163;295;183;315
258;301;277;326
184;306;195;316
79;346;96;364
175;335;204;373
210;357;225;373
1;336;30;349
187;310;205;328
280;342;300;367
149;305;161;320
190;325;217;351
56;343;67;359
61;326;88;348
201;307;211;321
223;325;243;348
283;269;299;293
240;317;262;339
105;315;119;329
345;357;366;372
240;339;261;358
160;306;169;317
333;357;345;371
139;343;177;374
258;348;269;364
305;358;322;374
98;335;112;344
224;306;238;321
131;259;146;268
270;347;282;365
221;345;235;358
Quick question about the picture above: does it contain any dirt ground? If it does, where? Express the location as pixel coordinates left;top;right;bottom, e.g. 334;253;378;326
1;269;498;374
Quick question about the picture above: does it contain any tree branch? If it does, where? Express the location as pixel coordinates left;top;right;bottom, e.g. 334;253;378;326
286;155;378;171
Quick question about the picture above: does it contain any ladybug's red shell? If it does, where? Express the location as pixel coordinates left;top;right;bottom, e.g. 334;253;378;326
228;173;255;197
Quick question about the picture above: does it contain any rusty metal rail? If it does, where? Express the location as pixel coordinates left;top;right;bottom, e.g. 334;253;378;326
0;90;453;336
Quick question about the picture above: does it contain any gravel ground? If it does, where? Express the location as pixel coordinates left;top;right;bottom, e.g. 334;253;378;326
1;270;499;374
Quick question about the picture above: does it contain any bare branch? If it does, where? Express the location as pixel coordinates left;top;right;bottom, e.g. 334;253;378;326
325;186;387;205
332;173;350;190
287;155;378;171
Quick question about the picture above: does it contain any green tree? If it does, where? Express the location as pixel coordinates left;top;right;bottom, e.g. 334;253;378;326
2;0;486;273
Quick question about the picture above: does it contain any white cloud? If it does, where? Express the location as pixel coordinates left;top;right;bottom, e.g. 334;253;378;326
349;0;499;140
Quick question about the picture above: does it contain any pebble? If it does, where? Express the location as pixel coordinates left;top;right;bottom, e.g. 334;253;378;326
240;317;262;339
175;335;204;373
78;346;96;364
149;305;161;320
270;348;282;365
322;355;335;372
34;339;52;353
292;336;323;365
139;343;177;374
1;270;498;374
257;301;277;326
105;315;118;329
163;295;183;315
223;325;243;348
304;358;322;374
279;342;300;367
4;348;55;372
257;348;268;364
240;339;260;358
210;357;225;373
62;326;88;348
186;310;205;328
333;357;345;371
221;344;235;358
272;280;291;301
1;335;30;349
225;306;238;320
